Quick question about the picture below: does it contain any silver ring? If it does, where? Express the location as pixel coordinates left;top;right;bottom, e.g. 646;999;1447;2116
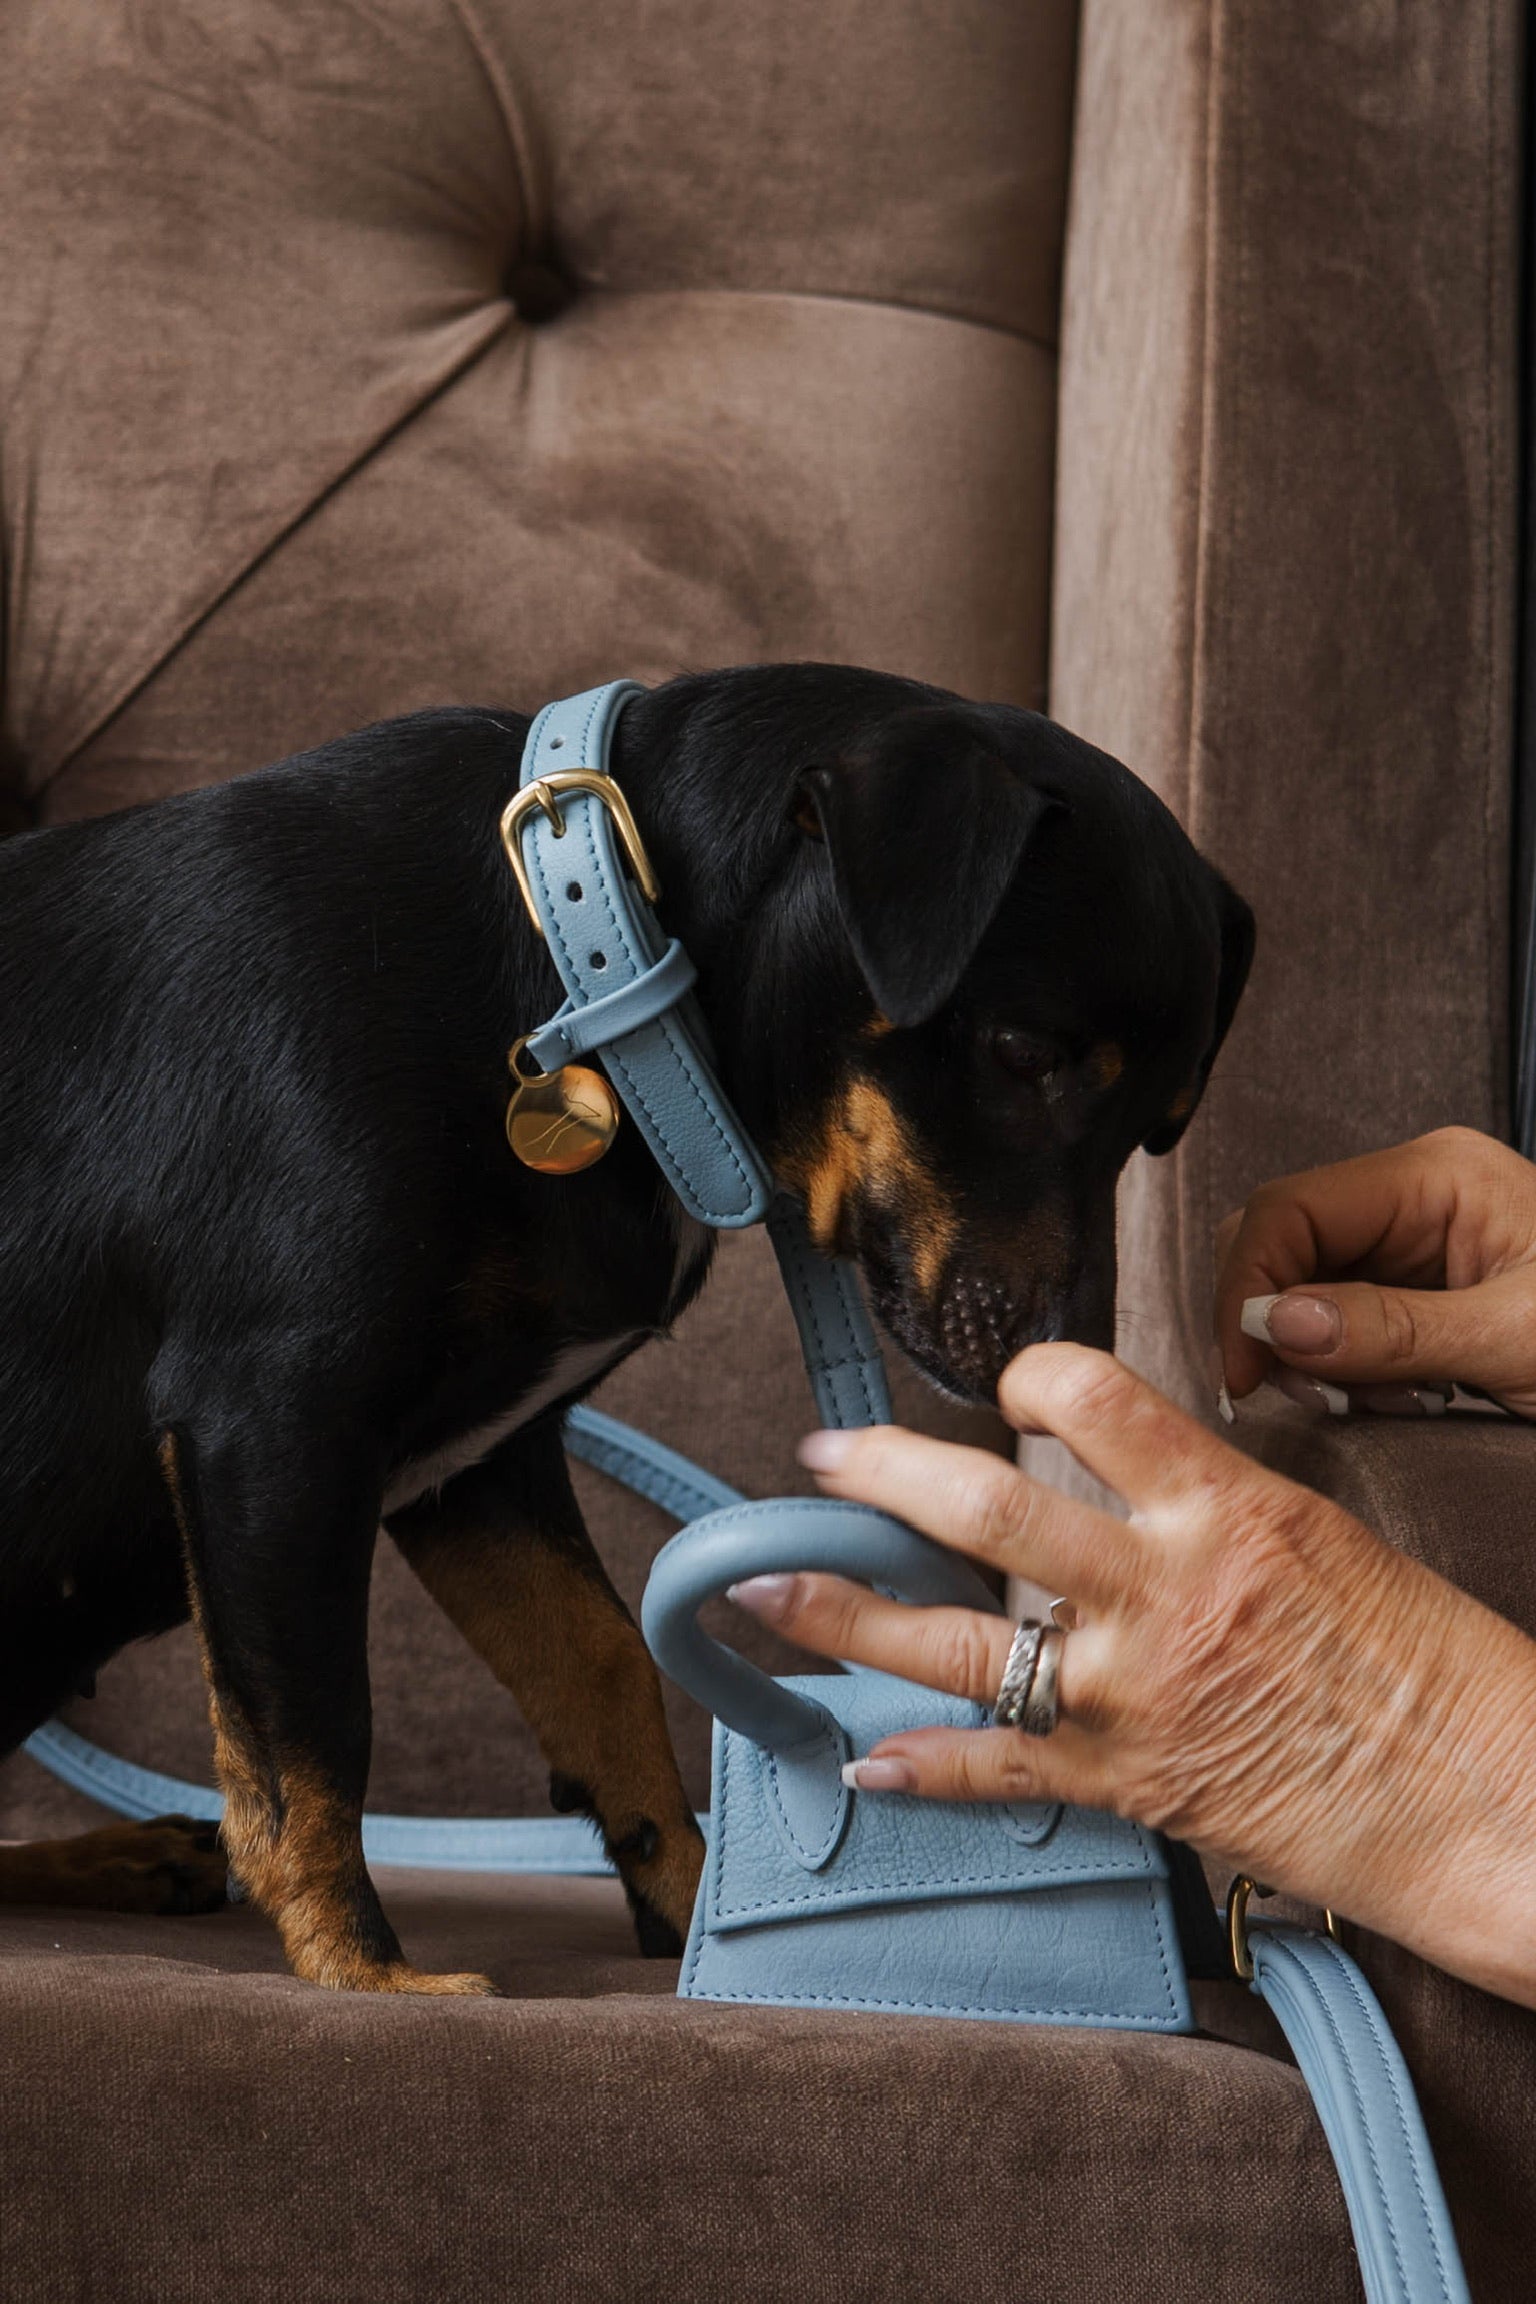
1021;1625;1065;1737
990;1619;1044;1729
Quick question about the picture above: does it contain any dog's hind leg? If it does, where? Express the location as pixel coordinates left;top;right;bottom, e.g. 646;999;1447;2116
389;1423;704;1955
0;1615;230;1915
159;1426;492;1995
0;1816;228;1913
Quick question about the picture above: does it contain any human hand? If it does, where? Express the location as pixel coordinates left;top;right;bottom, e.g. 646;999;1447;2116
1215;1126;1536;1420
729;1346;1536;2005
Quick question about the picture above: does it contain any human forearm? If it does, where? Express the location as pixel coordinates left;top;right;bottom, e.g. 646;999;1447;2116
1335;1570;1536;2008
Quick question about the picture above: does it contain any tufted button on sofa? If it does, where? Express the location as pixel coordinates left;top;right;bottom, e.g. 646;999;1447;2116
1;2;1529;2299
5;0;1071;820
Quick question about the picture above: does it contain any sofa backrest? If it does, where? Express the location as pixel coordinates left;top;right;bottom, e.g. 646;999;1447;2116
0;0;1081;1825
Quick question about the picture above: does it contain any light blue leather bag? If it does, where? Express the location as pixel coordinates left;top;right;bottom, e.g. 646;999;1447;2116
640;1208;1472;2304
642;1203;1205;2034
30;682;1473;2304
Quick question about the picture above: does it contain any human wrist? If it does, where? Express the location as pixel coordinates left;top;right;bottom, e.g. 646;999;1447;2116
1325;1569;1536;2005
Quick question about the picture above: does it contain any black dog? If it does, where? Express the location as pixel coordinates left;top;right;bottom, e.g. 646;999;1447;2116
0;664;1252;1991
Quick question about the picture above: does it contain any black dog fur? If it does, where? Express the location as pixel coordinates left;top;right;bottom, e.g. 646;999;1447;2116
0;664;1252;1988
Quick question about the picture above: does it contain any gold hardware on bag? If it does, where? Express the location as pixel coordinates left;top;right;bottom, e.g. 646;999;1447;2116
500;771;661;936
1226;1875;1267;1982
1227;1875;1343;1982
505;1038;620;1174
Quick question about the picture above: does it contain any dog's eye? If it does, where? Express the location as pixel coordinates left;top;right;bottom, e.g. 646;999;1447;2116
991;1028;1058;1085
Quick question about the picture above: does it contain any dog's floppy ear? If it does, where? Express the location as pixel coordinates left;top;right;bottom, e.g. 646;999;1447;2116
801;707;1058;1028
1142;871;1256;1155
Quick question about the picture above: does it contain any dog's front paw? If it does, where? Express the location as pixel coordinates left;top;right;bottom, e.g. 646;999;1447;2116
286;1949;499;1996
547;1774;703;1957
379;1965;499;1998
628;1896;687;1959
614;1815;704;1958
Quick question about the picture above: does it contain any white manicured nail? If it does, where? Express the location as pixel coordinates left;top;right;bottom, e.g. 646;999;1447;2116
840;1757;916;1793
1273;1367;1351;1417
726;1575;796;1622
1218;1383;1236;1425
1240;1293;1282;1342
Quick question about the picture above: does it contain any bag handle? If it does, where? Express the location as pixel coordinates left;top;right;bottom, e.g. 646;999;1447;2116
641;1497;1001;1758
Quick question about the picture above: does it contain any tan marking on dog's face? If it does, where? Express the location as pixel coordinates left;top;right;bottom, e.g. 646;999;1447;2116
1091;1041;1125;1091
778;1073;959;1298
860;1012;896;1041
396;1524;702;1940
1165;1081;1196;1123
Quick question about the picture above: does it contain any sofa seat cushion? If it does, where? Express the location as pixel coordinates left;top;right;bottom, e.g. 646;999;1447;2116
0;1869;1360;2303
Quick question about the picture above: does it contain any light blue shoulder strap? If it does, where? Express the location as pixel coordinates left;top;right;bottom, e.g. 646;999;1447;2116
766;1197;891;1428
513;683;772;1228
1249;1923;1470;2304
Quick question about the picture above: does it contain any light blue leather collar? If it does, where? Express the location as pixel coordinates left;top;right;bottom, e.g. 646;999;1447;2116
506;681;893;1438
506;681;773;1230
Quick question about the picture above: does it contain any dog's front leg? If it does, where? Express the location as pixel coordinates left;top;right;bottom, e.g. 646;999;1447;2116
389;1422;705;1955
159;1427;491;1996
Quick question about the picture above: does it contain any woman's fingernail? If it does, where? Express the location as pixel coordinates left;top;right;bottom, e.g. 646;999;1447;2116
840;1757;917;1793
797;1429;855;1473
1242;1292;1342;1353
1272;1366;1350;1417
1207;1346;1237;1423
726;1575;797;1623
1353;1384;1449;1419
1239;1292;1281;1341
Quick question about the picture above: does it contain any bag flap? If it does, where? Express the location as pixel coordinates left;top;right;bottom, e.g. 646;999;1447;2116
703;1669;1171;1935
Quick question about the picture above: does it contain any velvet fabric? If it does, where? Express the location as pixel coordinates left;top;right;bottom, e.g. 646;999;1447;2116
0;1872;1360;2304
1050;0;1520;1406
1039;9;1527;2292
1;0;1074;816
0;0;1527;2295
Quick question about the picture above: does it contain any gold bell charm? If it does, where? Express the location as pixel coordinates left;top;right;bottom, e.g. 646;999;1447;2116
505;1037;620;1175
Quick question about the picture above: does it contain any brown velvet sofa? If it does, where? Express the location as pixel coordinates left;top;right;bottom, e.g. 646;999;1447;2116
1;3;1531;2298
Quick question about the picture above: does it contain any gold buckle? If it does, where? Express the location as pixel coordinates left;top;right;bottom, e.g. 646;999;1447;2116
1226;1875;1344;1982
499;771;661;937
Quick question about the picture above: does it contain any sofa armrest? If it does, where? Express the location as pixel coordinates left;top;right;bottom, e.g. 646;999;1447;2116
1240;1409;1536;2304
1245;1410;1536;1636
1051;0;1522;1420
